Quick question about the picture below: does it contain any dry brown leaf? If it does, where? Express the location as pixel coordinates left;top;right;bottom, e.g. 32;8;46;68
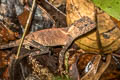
0;51;9;80
38;0;66;27
0;23;17;43
18;8;30;28
66;0;95;26
81;55;101;80
66;0;120;53
111;17;120;28
18;5;55;28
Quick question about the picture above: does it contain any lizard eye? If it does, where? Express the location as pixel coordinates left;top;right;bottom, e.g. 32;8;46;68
84;24;88;26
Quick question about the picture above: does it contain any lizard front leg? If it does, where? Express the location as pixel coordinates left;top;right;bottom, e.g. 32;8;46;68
58;37;74;74
27;40;51;56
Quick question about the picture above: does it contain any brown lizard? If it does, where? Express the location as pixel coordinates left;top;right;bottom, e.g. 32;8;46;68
0;16;95;49
0;16;96;73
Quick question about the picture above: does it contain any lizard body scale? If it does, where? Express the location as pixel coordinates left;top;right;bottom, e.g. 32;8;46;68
0;16;96;49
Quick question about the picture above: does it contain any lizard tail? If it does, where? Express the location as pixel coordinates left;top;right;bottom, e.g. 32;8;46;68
0;40;20;49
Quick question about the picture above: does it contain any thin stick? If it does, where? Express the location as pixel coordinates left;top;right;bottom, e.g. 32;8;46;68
16;0;36;59
95;9;103;54
93;54;111;80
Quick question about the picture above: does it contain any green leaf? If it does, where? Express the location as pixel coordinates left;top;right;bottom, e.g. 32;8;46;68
92;0;120;20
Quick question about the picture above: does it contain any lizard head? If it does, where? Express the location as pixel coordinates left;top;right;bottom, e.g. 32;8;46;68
68;16;96;38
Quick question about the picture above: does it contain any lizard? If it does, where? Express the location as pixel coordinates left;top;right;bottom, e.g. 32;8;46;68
0;16;95;49
0;16;96;73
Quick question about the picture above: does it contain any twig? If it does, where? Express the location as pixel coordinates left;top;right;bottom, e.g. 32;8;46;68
93;54;111;80
16;0;37;59
95;8;103;55
112;53;120;58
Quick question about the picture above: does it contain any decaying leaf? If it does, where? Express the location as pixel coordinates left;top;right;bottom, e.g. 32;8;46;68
0;51;10;80
0;22;18;43
80;54;111;80
18;4;55;28
81;54;101;80
18;4;55;33
66;0;95;26
38;0;67;27
111;17;120;28
66;0;120;53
